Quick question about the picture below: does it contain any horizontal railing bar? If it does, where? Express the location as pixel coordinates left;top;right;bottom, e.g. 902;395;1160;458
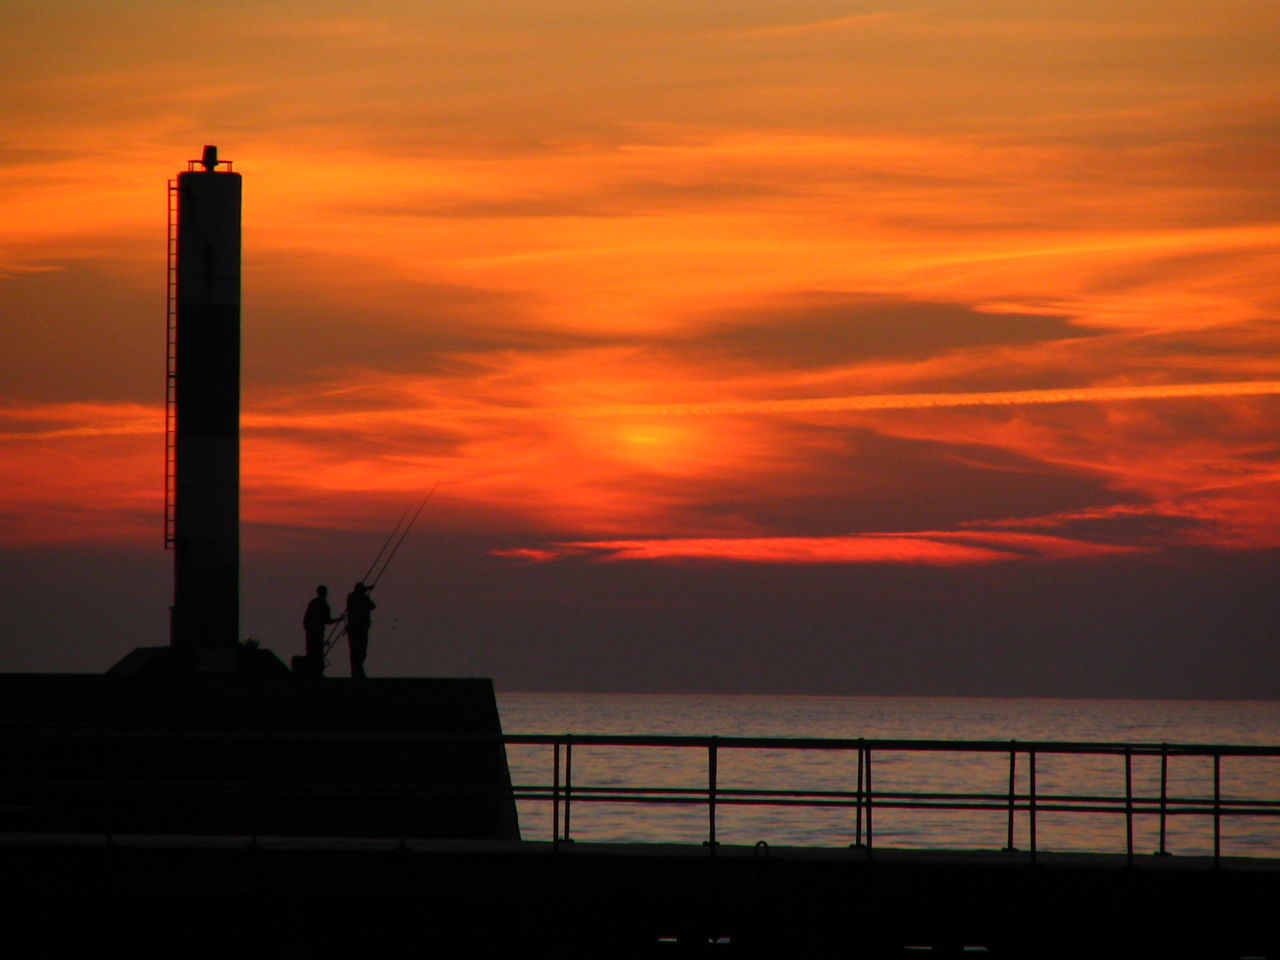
1025;793;1280;808
15;781;1275;818
15;773;1273;812
506;735;1280;756
12;784;1272;815
512;793;1280;815
4;729;1279;757
516;782;1280;803
515;781;1279;807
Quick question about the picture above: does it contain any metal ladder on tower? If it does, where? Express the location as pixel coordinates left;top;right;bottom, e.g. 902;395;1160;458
164;179;178;549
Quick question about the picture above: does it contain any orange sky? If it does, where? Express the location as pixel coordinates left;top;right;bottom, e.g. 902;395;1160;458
2;1;1278;691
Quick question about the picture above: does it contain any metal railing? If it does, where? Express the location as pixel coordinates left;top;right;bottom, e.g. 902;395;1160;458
507;734;1280;865
2;730;1278;865
163;178;178;549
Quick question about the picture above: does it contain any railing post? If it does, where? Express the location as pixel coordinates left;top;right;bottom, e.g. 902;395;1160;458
1124;747;1134;867
865;747;874;852
552;739;561;846
564;734;574;843
1158;743;1169;855
1028;750;1037;864
1004;742;1017;851
853;740;865;848
705;738;719;849
1213;751;1221;867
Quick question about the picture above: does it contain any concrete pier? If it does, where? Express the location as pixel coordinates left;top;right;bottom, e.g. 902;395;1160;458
0;674;519;841
1;837;1275;957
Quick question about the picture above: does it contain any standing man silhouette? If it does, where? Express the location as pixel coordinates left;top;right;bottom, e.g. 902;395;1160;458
345;582;376;679
302;585;341;677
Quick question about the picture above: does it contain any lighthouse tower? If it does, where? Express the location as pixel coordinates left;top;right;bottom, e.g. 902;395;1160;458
167;146;242;656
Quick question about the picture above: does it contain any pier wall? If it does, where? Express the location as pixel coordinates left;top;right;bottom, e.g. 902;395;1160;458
0;674;519;841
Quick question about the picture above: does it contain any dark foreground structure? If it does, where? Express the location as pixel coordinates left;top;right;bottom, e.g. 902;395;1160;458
3;689;1278;959
2;837;1276;958
3;681;1277;957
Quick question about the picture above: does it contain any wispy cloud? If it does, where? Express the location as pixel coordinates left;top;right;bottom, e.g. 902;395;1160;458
474;379;1280;421
7;380;1277;443
496;530;1144;566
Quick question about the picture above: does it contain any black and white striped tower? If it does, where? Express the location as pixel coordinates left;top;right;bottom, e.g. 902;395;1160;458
169;145;241;653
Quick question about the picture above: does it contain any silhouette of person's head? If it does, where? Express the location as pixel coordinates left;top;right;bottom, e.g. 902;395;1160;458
316;585;327;598
354;582;367;594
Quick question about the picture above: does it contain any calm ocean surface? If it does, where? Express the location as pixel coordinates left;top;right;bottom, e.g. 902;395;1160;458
496;693;1280;857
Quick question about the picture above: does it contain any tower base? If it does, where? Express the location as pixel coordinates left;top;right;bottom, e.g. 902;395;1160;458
108;644;290;677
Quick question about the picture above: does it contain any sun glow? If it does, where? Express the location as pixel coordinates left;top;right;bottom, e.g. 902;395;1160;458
611;422;703;470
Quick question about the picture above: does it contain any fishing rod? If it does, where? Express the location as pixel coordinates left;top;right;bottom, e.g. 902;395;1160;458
318;502;413;656
368;481;438;589
323;483;439;658
362;501;416;586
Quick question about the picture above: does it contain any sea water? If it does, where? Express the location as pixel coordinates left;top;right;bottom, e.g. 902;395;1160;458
496;693;1280;856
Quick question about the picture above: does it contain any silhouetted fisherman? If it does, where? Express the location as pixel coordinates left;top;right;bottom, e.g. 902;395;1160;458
303;585;342;676
346;581;376;679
